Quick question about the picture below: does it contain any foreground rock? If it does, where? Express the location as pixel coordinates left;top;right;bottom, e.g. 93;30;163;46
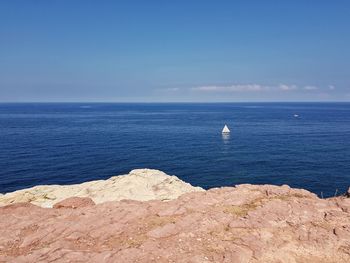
1;183;350;262
53;197;95;209
0;169;204;207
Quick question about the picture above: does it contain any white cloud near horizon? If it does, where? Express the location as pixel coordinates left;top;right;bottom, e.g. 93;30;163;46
278;84;298;91
156;87;181;93
192;84;303;93
165;87;180;92
192;84;267;92
159;84;337;97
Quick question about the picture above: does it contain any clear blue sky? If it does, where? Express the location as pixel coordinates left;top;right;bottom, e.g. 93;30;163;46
0;1;349;102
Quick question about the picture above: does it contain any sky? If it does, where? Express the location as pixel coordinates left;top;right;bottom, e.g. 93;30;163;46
0;0;349;102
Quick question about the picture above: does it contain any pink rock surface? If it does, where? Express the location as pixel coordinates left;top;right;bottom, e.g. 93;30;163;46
1;184;350;263
53;197;95;209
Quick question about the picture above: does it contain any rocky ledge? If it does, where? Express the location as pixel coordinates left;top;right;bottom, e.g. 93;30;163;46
1;170;350;262
0;169;204;208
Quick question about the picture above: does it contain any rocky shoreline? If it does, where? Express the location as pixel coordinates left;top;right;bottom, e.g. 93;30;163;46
1;169;350;262
0;169;204;208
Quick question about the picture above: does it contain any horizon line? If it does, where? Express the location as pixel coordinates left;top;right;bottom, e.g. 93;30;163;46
0;101;349;104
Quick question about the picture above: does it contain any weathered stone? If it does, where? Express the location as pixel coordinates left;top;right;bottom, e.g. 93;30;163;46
53;197;95;209
345;187;350;198
0;169;204;207
0;172;349;262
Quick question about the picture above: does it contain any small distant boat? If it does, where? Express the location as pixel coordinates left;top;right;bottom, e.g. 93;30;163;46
294;114;299;118
222;124;230;133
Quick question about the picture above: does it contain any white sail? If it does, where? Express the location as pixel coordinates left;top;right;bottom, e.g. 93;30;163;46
222;124;230;133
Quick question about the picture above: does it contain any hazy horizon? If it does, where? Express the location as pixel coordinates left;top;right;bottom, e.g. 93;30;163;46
2;101;350;104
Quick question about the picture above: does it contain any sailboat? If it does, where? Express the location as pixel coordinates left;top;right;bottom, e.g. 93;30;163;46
222;124;230;134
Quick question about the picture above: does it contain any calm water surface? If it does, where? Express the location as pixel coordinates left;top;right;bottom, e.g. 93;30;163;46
0;103;349;197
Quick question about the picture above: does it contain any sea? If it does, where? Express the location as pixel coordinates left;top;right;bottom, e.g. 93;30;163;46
0;102;349;197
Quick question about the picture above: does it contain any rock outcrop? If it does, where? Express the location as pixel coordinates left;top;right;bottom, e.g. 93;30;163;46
0;169;204;208
0;180;350;262
53;197;95;209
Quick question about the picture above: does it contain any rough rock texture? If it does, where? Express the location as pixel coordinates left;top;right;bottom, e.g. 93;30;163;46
53;197;95;209
0;169;204;208
1;183;350;262
346;187;350;198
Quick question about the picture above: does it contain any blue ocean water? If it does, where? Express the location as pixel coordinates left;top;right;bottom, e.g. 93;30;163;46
0;103;349;197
